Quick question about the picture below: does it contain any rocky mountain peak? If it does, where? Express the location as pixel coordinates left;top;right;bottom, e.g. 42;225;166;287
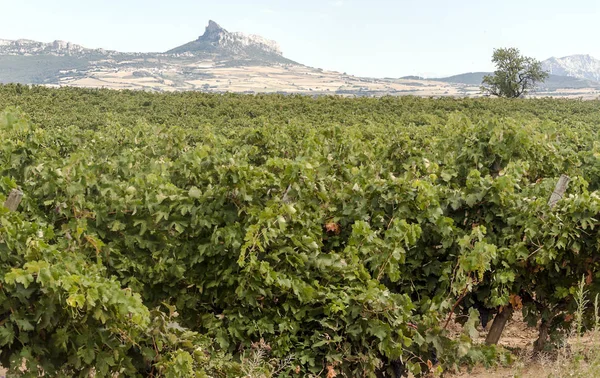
542;54;600;82
201;20;226;40
166;20;289;63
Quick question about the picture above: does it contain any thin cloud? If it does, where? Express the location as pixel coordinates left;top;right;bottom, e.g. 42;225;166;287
261;8;276;14
332;1;344;7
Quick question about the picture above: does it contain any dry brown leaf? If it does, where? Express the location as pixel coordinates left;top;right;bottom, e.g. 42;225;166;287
324;222;341;235
427;359;433;371
326;365;337;378
509;294;523;310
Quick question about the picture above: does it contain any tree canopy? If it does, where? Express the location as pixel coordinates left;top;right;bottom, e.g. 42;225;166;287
481;48;549;98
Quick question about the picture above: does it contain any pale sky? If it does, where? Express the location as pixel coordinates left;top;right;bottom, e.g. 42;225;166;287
1;0;598;78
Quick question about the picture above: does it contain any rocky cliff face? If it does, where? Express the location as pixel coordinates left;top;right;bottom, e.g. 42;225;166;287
166;20;290;62
542;54;600;82
0;38;111;56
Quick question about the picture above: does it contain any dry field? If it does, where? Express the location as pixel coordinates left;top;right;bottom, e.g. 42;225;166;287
51;60;600;99
60;62;469;95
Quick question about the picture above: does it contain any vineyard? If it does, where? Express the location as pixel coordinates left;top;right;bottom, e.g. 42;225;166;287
1;84;600;377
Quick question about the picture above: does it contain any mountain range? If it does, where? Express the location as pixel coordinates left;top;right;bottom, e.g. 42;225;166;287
433;72;600;91
1;20;600;98
542;54;600;82
437;55;600;90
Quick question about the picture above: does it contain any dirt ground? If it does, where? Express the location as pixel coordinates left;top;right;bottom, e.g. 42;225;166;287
444;311;600;378
447;365;542;378
442;313;537;377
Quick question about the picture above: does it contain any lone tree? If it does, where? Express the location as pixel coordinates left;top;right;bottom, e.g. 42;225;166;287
481;48;548;98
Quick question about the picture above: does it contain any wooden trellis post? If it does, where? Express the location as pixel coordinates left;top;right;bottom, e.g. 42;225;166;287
4;189;23;212
531;174;571;352
487;174;571;347
548;175;570;208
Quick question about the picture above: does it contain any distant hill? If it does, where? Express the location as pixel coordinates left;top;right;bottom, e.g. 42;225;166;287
433;72;600;90
0;39;123;84
433;72;488;86
433;55;600;89
400;75;425;80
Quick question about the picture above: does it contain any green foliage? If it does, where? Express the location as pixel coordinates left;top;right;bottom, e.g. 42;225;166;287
1;85;600;376
481;48;549;98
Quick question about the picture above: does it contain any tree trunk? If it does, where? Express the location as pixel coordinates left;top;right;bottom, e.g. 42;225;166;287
534;320;550;353
485;306;514;345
